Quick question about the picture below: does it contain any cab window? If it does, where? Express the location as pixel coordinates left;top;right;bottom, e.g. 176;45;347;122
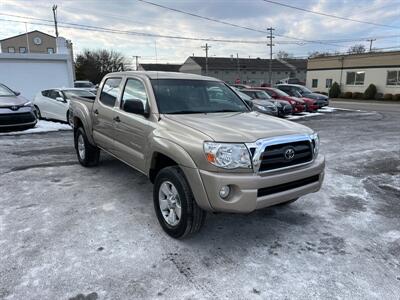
99;78;122;107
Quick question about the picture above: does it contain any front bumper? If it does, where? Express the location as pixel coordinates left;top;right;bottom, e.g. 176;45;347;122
189;155;325;213
0;107;37;128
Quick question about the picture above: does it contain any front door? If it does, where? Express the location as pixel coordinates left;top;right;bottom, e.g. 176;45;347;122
92;77;122;153
113;77;153;173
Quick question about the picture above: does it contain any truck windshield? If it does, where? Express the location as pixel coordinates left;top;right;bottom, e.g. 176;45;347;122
151;79;249;114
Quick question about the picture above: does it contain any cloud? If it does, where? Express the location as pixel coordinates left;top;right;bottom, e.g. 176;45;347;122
0;0;399;63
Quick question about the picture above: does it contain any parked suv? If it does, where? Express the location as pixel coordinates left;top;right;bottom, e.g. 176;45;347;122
277;84;329;108
70;72;325;238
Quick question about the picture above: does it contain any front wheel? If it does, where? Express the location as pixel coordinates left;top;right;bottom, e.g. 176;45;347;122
74;127;100;167
154;166;206;239
34;106;41;120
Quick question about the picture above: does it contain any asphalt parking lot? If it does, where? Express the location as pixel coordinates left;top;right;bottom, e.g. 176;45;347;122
0;103;399;299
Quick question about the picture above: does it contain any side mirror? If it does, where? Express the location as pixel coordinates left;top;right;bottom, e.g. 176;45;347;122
123;99;149;117
14;91;21;96
56;97;66;102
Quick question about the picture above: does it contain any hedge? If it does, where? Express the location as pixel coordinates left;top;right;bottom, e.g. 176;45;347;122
393;94;400;101
363;84;377;100
352;92;363;99
344;92;353;98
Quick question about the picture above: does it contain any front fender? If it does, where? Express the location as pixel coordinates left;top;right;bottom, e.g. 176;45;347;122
147;137;213;211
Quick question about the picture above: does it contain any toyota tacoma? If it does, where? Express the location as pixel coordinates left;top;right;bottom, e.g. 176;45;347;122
70;72;325;238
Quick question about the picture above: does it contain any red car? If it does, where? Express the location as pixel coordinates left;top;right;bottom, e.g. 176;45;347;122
252;87;306;114
283;89;319;112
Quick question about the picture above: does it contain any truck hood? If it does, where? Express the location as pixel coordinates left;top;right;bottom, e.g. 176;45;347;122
164;111;313;143
0;95;29;107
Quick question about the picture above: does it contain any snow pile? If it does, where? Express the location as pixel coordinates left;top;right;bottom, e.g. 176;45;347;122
0;120;72;136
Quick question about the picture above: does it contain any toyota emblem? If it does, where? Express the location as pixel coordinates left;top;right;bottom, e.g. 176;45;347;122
10;106;19;111
284;148;295;160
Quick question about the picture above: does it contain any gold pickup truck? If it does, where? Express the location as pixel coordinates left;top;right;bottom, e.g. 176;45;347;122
70;71;325;238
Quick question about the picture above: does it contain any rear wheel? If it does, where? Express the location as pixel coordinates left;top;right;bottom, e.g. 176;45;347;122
74;127;100;167
154;166;206;239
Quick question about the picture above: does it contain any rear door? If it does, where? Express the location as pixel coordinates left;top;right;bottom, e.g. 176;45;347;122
92;77;123;153
113;77;153;172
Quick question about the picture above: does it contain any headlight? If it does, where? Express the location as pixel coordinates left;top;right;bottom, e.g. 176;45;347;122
253;104;269;112
24;101;32;107
204;142;252;169
311;133;319;157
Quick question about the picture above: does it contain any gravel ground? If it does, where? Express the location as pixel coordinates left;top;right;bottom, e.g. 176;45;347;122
0;106;399;299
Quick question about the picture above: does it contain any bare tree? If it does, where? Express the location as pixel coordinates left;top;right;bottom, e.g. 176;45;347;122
276;50;293;59
75;49;129;84
308;51;331;58
347;44;366;54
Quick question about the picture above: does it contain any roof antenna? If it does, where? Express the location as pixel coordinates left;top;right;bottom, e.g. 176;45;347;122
154;39;161;121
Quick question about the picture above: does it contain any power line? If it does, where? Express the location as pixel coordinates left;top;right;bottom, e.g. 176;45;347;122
261;0;400;29
135;0;347;47
0;15;267;44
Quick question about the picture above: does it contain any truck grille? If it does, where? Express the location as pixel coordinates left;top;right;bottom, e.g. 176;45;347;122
0;112;36;126
258;141;313;172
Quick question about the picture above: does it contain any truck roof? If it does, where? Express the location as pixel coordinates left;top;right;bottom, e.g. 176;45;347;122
106;71;219;81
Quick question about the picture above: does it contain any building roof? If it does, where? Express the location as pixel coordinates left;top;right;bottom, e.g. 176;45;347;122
0;30;56;42
187;56;307;71
107;71;219;81
139;63;182;72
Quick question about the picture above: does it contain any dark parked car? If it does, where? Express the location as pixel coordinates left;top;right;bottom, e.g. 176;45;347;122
0;83;37;130
263;87;318;112
233;88;278;116
239;89;292;117
277;84;329;108
247;87;305;114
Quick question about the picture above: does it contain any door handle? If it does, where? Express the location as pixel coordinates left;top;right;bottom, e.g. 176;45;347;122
94;109;99;115
113;116;121;122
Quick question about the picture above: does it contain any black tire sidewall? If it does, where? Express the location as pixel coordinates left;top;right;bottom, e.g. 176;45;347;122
75;127;89;166
153;168;191;238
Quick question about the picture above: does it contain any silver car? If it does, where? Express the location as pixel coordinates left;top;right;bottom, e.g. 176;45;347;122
0;83;37;130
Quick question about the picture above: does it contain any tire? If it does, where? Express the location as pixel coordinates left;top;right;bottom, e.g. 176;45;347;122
34;106;41;119
74;126;100;167
276;198;299;206
154;166;206;239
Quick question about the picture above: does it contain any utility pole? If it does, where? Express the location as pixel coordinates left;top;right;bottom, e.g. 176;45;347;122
201;43;211;76
267;27;275;86
367;38;376;52
132;55;141;70
52;5;59;37
236;53;240;83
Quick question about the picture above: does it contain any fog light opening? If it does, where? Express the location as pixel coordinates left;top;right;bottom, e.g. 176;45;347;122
219;185;231;199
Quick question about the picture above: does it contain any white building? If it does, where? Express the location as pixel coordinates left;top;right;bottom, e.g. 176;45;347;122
0;37;74;100
306;51;400;95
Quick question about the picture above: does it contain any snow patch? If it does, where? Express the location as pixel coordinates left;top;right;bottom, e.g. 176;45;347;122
0;120;72;136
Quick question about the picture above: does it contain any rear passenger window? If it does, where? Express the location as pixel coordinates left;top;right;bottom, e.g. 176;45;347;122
99;78;122;107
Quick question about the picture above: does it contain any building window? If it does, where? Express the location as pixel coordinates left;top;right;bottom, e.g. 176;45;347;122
326;79;333;88
19;47;27;53
47;48;54;54
8;47;15;53
261;71;264;74
243;71;247;74
312;79;318;88
346;71;365;85
387;70;400;86
251;71;256;74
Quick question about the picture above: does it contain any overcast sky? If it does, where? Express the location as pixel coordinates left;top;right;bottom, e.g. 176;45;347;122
0;0;399;66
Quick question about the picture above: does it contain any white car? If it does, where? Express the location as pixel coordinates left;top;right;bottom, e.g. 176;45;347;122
33;88;95;123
